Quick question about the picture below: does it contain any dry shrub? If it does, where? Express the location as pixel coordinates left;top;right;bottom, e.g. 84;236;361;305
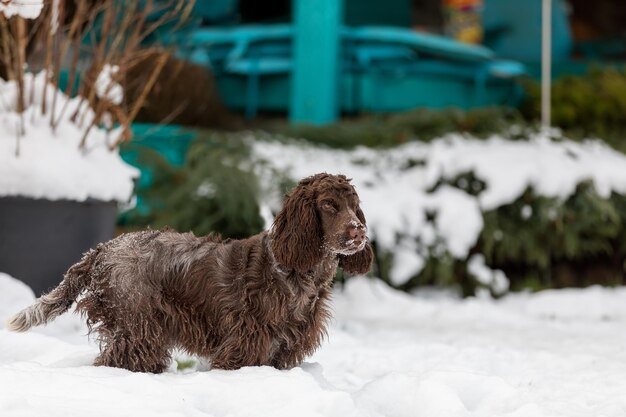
123;51;238;129
0;0;194;146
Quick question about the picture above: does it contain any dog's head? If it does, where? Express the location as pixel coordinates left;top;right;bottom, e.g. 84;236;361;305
271;173;373;274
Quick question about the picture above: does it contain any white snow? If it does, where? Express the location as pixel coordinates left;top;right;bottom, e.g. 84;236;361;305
389;238;424;286
521;204;532;220
423;134;626;210
2;272;626;417
94;64;124;106
467;254;510;295
0;0;44;19
251;133;626;285
0;72;139;203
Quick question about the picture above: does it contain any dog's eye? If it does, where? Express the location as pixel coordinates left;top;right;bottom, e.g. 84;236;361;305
321;201;337;212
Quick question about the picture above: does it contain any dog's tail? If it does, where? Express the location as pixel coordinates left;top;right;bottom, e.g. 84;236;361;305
6;247;99;332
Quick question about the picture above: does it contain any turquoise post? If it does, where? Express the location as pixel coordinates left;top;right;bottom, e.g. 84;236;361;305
290;0;343;125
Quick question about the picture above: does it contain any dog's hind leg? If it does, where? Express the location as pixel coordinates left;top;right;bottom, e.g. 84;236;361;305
94;315;172;373
95;341;172;373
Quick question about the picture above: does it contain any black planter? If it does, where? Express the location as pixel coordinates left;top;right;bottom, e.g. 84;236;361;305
0;197;117;296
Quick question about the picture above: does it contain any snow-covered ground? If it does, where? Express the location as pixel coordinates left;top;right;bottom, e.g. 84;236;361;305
1;272;625;417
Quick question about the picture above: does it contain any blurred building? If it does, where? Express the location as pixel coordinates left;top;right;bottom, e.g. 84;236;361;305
159;0;625;124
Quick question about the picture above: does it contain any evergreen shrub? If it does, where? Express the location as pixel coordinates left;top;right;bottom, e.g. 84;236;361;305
121;133;265;239
275;107;527;148
522;67;626;150
478;183;626;291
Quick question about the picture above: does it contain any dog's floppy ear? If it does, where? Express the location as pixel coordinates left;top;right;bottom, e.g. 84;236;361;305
339;207;374;274
271;182;323;272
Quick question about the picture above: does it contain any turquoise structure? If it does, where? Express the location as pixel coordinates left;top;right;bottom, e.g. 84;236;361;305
119;124;196;218
290;0;343;124
165;0;526;125
482;0;572;63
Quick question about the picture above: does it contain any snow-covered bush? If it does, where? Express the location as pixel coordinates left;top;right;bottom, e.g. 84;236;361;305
478;182;626;291
0;73;138;201
0;0;191;203
250;132;626;295
124;130;626;296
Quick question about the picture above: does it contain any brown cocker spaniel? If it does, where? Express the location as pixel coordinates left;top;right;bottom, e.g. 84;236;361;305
7;173;373;373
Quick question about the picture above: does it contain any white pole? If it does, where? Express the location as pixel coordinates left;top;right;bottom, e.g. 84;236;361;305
541;0;552;131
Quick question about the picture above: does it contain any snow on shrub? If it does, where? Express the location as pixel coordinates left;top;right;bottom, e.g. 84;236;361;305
0;0;43;19
0;73;138;202
251;132;626;293
95;64;124;106
0;1;191;203
424;134;626;210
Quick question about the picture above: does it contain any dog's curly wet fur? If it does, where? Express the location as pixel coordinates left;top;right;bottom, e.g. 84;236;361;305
7;173;373;373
